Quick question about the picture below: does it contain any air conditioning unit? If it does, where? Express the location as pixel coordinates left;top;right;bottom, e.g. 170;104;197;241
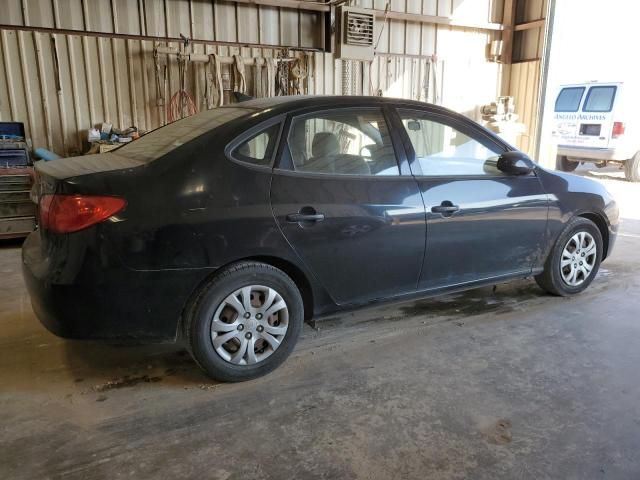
336;6;375;61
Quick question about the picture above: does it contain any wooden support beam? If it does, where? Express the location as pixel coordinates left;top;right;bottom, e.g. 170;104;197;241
515;19;546;31
501;0;517;65
230;0;504;32
0;24;324;52
230;0;330;12
375;10;503;31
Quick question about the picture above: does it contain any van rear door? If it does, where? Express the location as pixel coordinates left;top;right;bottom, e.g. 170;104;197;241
553;86;584;147
576;84;619;149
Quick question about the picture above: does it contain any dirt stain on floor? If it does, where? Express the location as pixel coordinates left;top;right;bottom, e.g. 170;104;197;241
481;418;513;445
399;283;544;319
91;374;163;393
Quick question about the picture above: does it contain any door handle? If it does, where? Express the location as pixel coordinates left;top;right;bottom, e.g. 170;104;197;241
286;213;325;223
431;201;459;216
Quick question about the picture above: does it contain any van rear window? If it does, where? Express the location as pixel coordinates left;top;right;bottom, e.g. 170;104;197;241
583;86;617;112
554;87;585;112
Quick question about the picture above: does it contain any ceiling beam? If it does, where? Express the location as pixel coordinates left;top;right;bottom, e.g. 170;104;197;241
230;0;330;12
374;10;503;31
0;24;324;52
228;0;504;32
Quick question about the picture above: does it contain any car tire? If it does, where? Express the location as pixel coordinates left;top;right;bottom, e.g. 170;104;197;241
556;155;579;172
185;261;304;382
624;151;640;182
535;217;603;296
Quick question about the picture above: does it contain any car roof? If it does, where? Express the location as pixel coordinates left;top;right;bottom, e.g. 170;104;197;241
220;95;455;116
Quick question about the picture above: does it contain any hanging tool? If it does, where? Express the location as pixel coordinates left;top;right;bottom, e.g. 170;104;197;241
153;46;167;108
167;52;197;122
254;58;263;98
266;57;277;97
290;57;308;95
276;49;290;96
205;53;224;108
233;55;247;94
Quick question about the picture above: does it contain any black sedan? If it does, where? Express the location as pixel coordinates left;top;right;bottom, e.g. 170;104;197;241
22;96;619;382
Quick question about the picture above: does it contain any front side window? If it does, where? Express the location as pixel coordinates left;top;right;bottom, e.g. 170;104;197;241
554;87;585;112
231;123;280;167
583;86;617;112
287;109;399;176
398;110;503;176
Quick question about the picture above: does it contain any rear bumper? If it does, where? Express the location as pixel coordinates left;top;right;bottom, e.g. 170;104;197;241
557;146;633;162
22;230;213;341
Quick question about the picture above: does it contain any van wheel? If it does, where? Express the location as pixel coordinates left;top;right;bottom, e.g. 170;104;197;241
185;262;304;382
556;155;578;172
624;151;640;182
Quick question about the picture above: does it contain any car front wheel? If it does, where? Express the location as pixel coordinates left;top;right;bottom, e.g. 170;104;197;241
535;217;603;296
556;155;579;172
185;262;303;382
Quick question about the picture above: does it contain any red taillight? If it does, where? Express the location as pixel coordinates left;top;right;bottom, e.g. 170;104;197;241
40;194;126;233
612;121;625;138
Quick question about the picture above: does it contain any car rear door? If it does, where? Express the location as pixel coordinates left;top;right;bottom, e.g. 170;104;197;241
270;105;426;305
393;107;549;290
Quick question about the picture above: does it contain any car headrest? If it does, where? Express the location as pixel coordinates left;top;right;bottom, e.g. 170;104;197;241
312;132;339;158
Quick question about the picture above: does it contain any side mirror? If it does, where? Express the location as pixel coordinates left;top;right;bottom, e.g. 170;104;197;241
497;151;535;175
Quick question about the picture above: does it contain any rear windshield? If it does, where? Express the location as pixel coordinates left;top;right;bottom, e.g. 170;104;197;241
554;87;585;112
583;86;617;112
115;107;251;163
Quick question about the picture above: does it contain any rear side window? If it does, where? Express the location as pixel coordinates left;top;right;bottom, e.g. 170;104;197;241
583;86;617;112
554;87;585;112
116;107;250;163
231;123;280;167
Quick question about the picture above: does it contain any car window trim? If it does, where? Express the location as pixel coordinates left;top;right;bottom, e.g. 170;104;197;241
225;114;286;170
393;107;513;178
275;106;403;178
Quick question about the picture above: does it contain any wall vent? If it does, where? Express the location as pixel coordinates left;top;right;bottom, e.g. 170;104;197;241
336;6;375;61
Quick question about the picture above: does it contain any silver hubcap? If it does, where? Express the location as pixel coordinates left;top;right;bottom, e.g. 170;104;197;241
561;231;597;286
211;285;289;365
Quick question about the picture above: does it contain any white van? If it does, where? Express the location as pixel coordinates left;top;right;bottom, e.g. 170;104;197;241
552;81;639;181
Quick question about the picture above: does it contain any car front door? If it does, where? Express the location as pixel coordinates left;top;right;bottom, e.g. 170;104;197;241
394;107;549;290
270;106;425;305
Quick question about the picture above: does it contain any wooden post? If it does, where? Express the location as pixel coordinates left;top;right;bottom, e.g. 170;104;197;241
501;0;517;95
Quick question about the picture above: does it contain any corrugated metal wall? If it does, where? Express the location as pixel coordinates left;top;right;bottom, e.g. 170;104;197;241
357;0;504;121
510;0;547;154
0;0;544;157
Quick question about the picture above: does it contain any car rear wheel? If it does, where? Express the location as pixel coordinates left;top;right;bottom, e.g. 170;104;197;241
556;155;579;172
185;262;303;382
624;151;640;182
535;217;602;296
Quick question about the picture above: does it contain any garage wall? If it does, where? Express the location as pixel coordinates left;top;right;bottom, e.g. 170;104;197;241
358;0;504;119
509;0;547;154
0;0;538;158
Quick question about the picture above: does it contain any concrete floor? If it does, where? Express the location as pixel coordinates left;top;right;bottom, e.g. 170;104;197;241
1;166;640;479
